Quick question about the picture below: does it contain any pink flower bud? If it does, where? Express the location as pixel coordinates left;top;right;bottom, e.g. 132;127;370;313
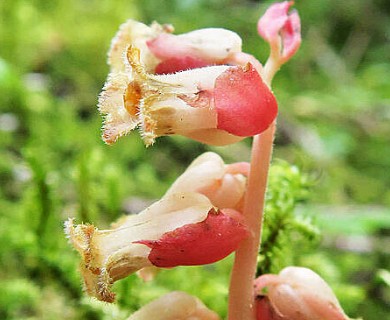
254;267;350;320
257;1;301;63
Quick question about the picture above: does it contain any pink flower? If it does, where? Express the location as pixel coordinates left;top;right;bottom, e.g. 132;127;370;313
257;1;301;63
65;153;249;302
127;291;220;320
99;20;277;146
107;19;261;74
254;267;350;320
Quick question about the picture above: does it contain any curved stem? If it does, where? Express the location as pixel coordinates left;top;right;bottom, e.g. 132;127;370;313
227;122;276;320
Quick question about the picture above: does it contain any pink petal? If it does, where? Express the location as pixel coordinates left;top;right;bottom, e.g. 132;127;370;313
257;1;301;62
154;56;210;74
225;162;250;176
257;1;293;43
147;33;190;60
147;28;242;63
256;298;283;320
136;209;249;267
214;64;278;136
280;10;301;61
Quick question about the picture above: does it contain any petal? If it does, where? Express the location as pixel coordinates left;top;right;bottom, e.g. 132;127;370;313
165;152;248;210
180;128;244;146
155;56;210;75
257;1;293;43
214;63;278;136
165;152;226;196
280;10;301;61
226;162;250;176
107;19;169;72
147;28;242;62
256;297;284;320
98;72;139;144
127;291;220;320
137;209;249;267
257;1;301;62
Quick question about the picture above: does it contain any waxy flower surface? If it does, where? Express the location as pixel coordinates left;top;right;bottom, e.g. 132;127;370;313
127;291;220;320
65;153;249;302
257;1;301;63
99;20;278;146
254;267;350;320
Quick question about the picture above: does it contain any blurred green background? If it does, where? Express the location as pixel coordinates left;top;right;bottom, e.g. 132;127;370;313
0;0;389;319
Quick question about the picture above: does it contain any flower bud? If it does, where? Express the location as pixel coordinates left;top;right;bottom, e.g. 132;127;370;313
254;267;350;320
257;1;301;63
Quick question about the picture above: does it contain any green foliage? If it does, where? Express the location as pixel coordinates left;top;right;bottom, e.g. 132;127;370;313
258;161;320;275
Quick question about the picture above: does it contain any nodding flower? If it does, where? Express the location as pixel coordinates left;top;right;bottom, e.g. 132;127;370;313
98;20;277;146
65;153;249;302
257;1;301;64
254;267;350;320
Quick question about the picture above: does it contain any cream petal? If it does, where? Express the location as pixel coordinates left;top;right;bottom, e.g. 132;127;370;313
127;291;220;320
165;152;247;210
204;173;246;210
147;64;230;93
176;28;242;61
180;128;244;146
165;152;225;196
108;19;167;72
98;72;139;144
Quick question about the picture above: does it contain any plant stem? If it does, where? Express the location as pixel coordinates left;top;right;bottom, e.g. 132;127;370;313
227;122;276;320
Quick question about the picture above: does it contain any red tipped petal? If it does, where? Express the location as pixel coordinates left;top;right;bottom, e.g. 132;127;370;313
137;209;249;267
155;56;210;75
214;64;278;136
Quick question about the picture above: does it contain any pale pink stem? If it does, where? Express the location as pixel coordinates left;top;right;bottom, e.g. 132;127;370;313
228;122;276;320
262;42;282;85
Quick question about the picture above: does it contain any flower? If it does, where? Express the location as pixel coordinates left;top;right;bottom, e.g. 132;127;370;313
127;291;220;320
98;20;277;146
254;267;350;320
107;19;261;75
65;152;249;302
257;1;301;63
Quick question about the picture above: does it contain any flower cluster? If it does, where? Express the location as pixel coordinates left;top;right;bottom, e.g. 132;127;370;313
65;2;352;320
